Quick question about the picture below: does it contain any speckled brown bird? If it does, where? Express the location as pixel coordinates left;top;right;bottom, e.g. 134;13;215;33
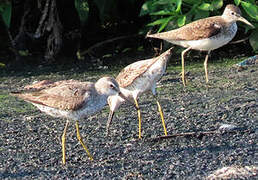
147;4;254;86
107;48;173;139
11;77;133;165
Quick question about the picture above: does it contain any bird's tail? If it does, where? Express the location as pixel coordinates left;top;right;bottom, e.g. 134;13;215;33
146;30;164;39
146;30;153;39
10;91;22;97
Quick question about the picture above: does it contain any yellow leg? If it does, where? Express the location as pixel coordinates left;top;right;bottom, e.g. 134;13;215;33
134;98;141;139
156;99;168;136
204;51;210;83
181;47;191;87
62;121;69;165
75;121;93;161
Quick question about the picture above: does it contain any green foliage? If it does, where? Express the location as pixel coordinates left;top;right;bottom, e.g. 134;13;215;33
75;0;140;24
75;0;89;25
140;0;258;51
74;0;116;25
93;0;117;22
0;0;11;28
249;30;258;52
140;0;226;32
18;50;30;56
0;62;6;67
241;1;258;21
234;0;241;6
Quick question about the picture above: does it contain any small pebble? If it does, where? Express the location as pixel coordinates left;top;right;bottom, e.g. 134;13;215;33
218;124;237;133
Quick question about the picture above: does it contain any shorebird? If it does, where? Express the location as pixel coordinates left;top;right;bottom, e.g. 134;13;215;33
106;47;173;139
11;77;133;165
146;4;254;86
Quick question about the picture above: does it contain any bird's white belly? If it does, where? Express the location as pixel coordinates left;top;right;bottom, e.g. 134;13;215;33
129;75;152;94
32;98;107;121
171;36;233;51
186;36;233;51
33;103;74;119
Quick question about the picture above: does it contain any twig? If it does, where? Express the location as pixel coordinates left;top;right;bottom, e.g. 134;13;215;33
79;34;142;56
229;37;249;44
148;127;253;142
35;0;50;38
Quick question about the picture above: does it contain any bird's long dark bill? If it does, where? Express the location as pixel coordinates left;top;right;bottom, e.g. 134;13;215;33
118;92;137;110
106;111;114;135
238;16;254;28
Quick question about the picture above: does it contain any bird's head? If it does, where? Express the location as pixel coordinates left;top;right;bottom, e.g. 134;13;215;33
222;4;254;28
95;77;121;96
95;77;136;108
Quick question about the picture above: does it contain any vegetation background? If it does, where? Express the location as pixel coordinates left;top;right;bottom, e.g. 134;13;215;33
0;0;257;67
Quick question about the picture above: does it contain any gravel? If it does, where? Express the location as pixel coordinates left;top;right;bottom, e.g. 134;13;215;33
0;59;257;179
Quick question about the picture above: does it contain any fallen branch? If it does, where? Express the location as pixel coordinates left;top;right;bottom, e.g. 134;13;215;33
148;127;254;142
229;37;249;44
79;34;142;56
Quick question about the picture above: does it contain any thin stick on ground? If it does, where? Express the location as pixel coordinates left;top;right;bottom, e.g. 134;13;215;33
79;34;142;56
148;127;254;142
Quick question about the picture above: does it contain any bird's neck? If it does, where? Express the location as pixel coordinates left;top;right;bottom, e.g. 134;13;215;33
120;87;133;100
221;15;236;26
94;83;108;96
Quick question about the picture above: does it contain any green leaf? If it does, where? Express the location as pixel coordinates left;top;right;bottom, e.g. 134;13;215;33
141;0;182;17
158;16;174;32
174;0;182;13
137;46;144;51
211;0;223;10
147;17;172;26
147;16;175;32
234;0;241;6
246;0;255;4
0;2;12;28
177;15;186;27
198;3;212;11
183;0;200;5
75;0;89;24
0;62;6;67
121;48;131;53
140;1;153;16
18;50;30;56
249;30;258;52
194;9;209;20
154;0;182;13
150;10;176;16
102;54;113;58
241;1;258;20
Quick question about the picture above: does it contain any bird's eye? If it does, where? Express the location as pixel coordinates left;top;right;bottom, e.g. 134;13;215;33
110;84;115;89
231;12;235;15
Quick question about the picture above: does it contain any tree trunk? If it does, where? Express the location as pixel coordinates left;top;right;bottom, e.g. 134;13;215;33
0;14;15;64
10;0;80;64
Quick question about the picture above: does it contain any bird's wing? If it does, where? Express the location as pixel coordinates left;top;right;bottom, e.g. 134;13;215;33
12;81;94;111
150;16;225;41
116;58;156;88
24;79;79;90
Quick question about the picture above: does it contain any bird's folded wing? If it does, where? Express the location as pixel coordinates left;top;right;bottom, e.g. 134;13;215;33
116;58;155;88
156;16;224;41
12;82;93;111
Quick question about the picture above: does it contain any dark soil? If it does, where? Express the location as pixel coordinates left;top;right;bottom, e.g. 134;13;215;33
0;53;257;179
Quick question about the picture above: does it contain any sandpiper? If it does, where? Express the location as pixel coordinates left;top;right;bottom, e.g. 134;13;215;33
11;77;133;165
106;47;173;139
147;4;254;86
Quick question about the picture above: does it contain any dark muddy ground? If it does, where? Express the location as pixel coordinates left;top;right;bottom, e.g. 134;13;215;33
0;53;257;179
